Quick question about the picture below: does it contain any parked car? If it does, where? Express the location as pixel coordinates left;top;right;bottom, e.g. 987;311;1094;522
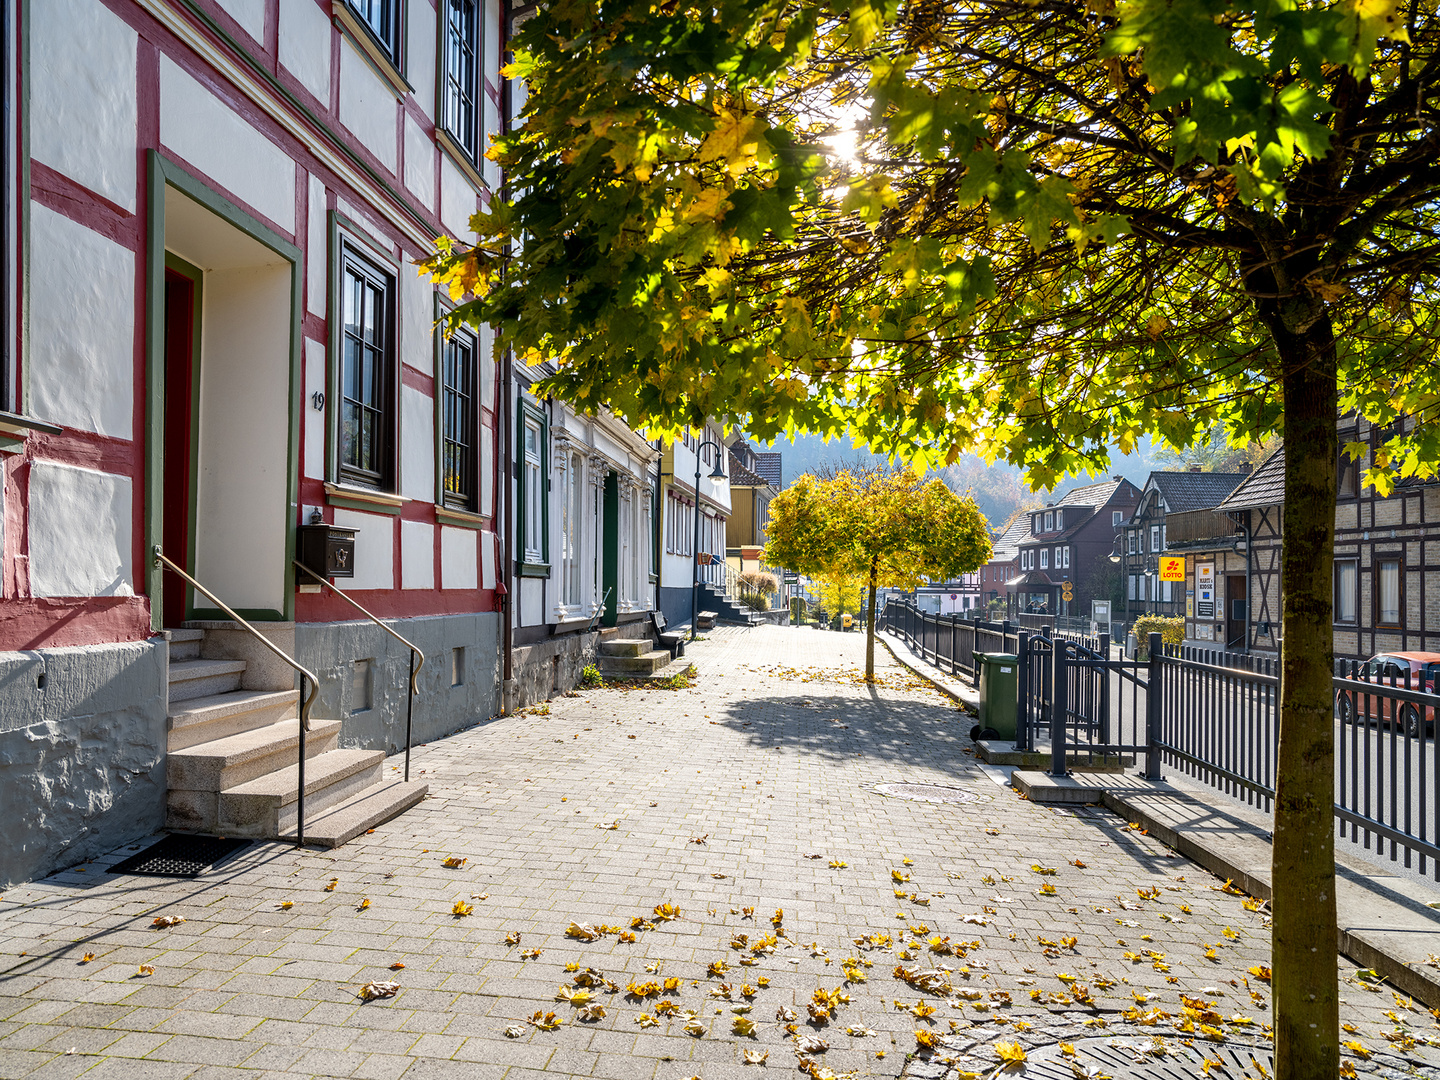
1336;652;1440;736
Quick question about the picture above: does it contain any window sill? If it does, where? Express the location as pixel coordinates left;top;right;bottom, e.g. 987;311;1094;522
518;561;550;579
0;409;61;453
325;482;406;516
435;128;487;192
436;505;488;530
331;1;411;97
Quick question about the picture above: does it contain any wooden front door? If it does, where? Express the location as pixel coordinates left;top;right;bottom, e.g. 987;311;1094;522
1225;575;1247;650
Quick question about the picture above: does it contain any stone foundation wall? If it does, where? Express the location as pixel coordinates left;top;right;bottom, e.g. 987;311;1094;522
0;639;168;888
295;612;502;752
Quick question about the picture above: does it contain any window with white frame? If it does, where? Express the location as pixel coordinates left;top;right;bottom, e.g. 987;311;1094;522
563;451;583;607
1062;546;1070;569
1377;558;1401;625
1040;549;1049;570
1129;574;1139;600
1151;525;1162;552
1128;531;1138;555
518;403;547;570
1334;559;1357;624
1113;510;1124;526
1044;511;1054;531
1056;510;1063;530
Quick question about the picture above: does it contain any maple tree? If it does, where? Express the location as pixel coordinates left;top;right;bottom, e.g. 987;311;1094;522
422;0;1440;1072
762;468;991;680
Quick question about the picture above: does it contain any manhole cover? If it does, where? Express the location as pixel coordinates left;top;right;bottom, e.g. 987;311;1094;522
107;834;252;878
874;782;985;804
1007;1036;1273;1079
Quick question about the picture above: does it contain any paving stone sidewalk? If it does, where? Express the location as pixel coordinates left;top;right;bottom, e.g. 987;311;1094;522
0;625;1431;1080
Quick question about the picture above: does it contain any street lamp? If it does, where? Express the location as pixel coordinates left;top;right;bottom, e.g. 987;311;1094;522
1108;531;1127;625
691;438;727;641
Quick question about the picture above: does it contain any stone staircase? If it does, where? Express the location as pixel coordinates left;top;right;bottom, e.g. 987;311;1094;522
164;628;427;847
596;637;690;681
697;580;762;626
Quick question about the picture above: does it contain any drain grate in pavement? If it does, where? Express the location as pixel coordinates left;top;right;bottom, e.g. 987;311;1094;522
1010;1036;1273;1079
873;782;985;804
106;834;252;878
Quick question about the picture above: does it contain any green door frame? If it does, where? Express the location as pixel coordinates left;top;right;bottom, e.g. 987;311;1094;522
144;151;305;629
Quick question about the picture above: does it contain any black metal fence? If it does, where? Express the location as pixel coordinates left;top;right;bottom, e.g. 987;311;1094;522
883;600;1440;878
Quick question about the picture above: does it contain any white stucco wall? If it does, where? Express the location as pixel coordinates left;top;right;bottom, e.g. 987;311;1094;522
29;206;136;440
480;423;495;519
32;0;137;212
160;58;297;232
306;174;327;316
408;0;437;120
216;0;266;41
193;263;292;613
334;509;395;591
339;41;399;173
401;267;434;372
481;530;497;590
279;0;332;103
401;520;435;590
441;527;478;590
440;155;477;241
29;462;133;598
483;0;504;189
404;113;435;209
400;385;434;503
304;338;326;479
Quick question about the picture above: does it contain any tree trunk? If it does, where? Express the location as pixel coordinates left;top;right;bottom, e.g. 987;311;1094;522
865;556;879;682
1272;320;1340;1079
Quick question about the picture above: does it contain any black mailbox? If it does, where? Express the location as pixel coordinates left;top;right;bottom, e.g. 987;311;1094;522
297;523;356;579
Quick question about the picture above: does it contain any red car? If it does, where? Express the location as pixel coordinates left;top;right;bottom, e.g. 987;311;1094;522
1337;652;1440;736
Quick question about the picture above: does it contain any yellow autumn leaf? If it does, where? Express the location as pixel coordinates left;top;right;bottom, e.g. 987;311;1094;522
653;902;681;921
916;1028;939;1049
80;952;95;964
698;110;765;178
324;879;338;892
1248;964;1272;981
742;1048;768;1064
136;965;155;977
357;898;371;911
1031;865;1057;875
733;1015;758;1036
995;1041;1027;1066
441;856;467;869
528;1010;563;1031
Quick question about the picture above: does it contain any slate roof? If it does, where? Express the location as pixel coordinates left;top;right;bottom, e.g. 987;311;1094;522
990;514;1032;560
1217;449;1286;510
1148;470;1250;512
727;451;770;489
1055;478;1123;509
753;453;782;489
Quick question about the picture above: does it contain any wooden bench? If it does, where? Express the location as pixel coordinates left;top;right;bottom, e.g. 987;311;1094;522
650;612;685;660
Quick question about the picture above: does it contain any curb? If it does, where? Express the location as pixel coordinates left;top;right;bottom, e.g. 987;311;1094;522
878;632;979;713
1100;784;1440;1009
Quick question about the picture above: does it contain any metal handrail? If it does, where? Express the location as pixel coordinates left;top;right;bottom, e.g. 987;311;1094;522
294;560;425;782
153;546;320;847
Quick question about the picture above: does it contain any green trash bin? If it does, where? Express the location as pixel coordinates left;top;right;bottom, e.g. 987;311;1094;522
974;652;1019;741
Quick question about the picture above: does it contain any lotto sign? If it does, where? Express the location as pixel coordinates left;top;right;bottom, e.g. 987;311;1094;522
1159;556;1185;582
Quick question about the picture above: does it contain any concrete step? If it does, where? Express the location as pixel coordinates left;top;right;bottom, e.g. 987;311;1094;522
168;657;247;702
599;639;649;658
603;660;696;685
599;650;674;676
218;749;385;837
696;611;718;631
168;690;299;751
302;780;430;848
168;717;342;792
166;628;204;662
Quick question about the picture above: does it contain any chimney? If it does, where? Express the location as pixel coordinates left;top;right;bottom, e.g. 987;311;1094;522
1188;462;1203;472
